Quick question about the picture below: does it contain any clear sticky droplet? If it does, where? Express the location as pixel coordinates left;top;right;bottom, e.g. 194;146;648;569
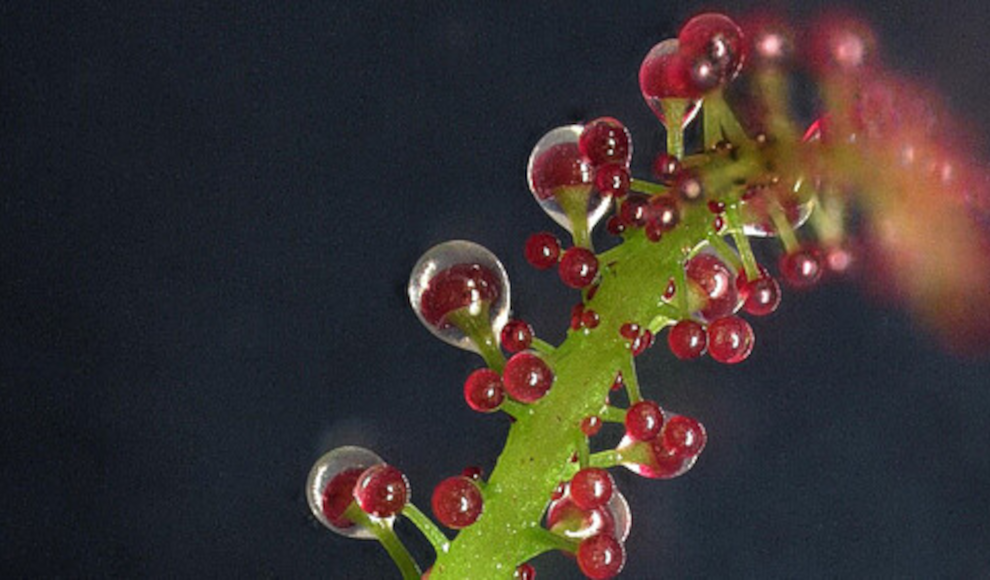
616;435;698;480
527;125;610;235
607;489;631;543
408;240;510;352
638;39;703;130
740;181;815;237
306;446;385;539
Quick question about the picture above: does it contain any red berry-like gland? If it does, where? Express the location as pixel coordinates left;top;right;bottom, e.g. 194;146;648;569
581;309;600;329
530;142;593;201
807;14;877;75
606;215;626;236
739;271;782;316
501;319;534;353
570;468;614;511
739;13;795;68
625;400;665;441
663;278;677;300
611;371;624;391
674;171;705;202
579;117;632;167
594;163;630;198
707;315;755;364
462;465;483;480
514;563;536;580
431;476;484;529
685;253;739;320
503;352;554;403
779;247;823;289
559;247;599;289
353;464;409;518
577;534;626;579
647;195;680;232
652;153;682;184
679;13;744;88
661;415;708;459
619;194;648;226
420;263;500;328
321;468;363;529
631;329;654;356
667;319;708;360
619;323;640;340
524;232;562;270
581;415;603;436
570;303;585;330
464;368;505;413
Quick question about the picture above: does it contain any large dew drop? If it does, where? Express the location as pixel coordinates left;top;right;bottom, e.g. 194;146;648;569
306;446;385;539
638;39;703;130
408;240;510;354
527;125;610;240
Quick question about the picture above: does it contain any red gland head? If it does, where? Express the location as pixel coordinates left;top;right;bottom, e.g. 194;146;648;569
306;446;385;539
577;533;626;579
667;319;708;360
738;12;795;69
579;117;632;168
321;469;363;529
625;400;665;441
463;368;505;413
594;163;631;198
737;268;782;316
661;415;708;459
529;141;593;201
419;263;500;328
431;476;484;529
678;13;746;89
524;232;562;270
514;563;536;580
353;464;409;518
806;13;878;76
569;468;615;511
503;352;554;403
639;38;704;128
707;315;755;364
685;252;740;321
559;247;599;289
500;319;534;353
779;247;824;289
652;152;682;184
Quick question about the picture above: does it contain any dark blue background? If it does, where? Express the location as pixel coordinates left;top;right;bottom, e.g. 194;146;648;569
2;2;989;578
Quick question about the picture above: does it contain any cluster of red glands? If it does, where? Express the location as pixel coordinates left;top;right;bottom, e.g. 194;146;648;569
308;10;990;579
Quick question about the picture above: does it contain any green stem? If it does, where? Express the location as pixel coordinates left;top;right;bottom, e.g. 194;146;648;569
661;99;688;159
449;306;505;372
402;503;450;556
621;357;642;404
726;206;760;281
556;187;593;249
588;449;622;469
599;405;627;424
707;233;743;270
344;504;421;580
771;205;801;253
629;178;669;196
530;337;556;356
